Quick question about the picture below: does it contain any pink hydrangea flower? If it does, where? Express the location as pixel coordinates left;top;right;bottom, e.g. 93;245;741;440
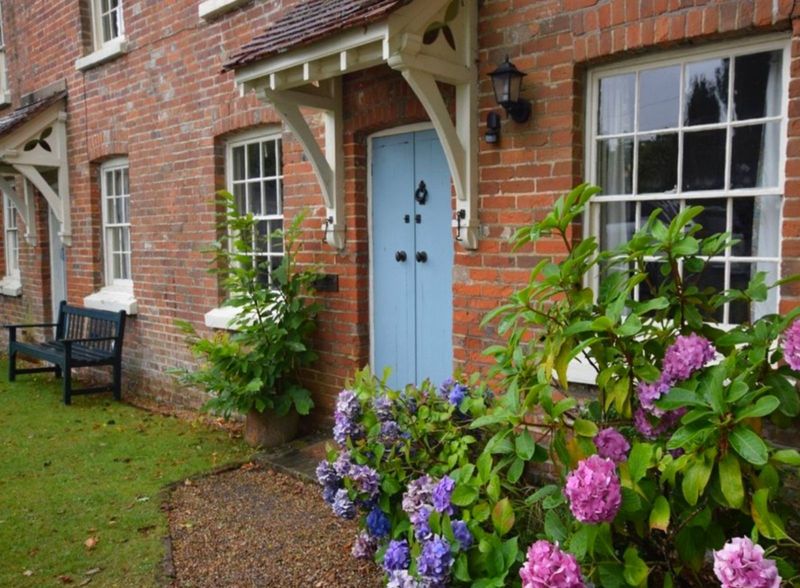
782;319;800;371
713;537;781;588
637;379;671;416
594;427;630;464
564;455;621;524
519;540;585;588
661;333;716;383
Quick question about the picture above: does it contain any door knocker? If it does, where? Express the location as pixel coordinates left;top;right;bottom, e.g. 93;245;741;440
415;181;428;205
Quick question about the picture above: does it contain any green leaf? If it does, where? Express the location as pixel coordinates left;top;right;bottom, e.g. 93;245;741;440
772;448;800;466
657;387;709;410
454;553;471;582
515;431;537;460
472;501;491;522
491;498;515;536
751;488;788;539
735;395;780;422
623;546;650;586
525;484;559;505
452;485;479;507
508;457;524;483
729;425;768;466
543;509;566;542
487;474;501;501
764;372;800;417
681;452;714;506
649;495;670;532
598;563;627;588
718;452;744;509
476;451;492;483
501;536;519;569
573;418;598;437
626;442;653;483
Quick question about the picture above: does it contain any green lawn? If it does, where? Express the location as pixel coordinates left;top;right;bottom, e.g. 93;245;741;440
0;361;251;587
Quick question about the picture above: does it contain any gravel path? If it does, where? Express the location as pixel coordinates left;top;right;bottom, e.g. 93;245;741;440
167;464;384;587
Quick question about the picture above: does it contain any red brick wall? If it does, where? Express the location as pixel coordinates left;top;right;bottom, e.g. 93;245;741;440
0;0;797;427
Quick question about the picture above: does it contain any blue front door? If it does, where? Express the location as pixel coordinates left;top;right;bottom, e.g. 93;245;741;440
372;129;453;389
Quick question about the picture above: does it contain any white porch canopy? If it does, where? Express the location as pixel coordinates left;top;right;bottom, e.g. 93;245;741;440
0;92;71;246
229;0;479;249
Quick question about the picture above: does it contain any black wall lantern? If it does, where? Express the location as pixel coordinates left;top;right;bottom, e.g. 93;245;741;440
489;56;531;123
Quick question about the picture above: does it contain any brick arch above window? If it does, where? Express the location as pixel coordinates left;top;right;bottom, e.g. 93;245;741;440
87;129;128;163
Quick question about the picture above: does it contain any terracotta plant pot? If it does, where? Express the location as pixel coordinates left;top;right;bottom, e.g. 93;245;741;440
243;408;299;448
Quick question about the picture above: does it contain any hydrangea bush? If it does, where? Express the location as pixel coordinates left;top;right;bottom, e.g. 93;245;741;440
320;184;800;586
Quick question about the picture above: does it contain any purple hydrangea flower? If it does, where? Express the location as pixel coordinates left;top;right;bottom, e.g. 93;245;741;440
387;570;419;588
411;506;432;541
438;377;456;398
366;507;391;538
564;455;621;524
713;537;781;588
383;539;411;572
452;519;472;551
350;464;380;498
432;476;456;515
351;530;377;560
333;451;353;477
333;410;364;447
661;333;716;384
373;394;394;421
336;389;361;419
322;484;337;505
634;407;663;440
332;488;356;520
520;540;585;588
380;420;403;445
417;535;453;586
783;319;800;371
315;460;340;488
637;378;671;416
593;427;630;464
402;475;435;515
449;383;468;407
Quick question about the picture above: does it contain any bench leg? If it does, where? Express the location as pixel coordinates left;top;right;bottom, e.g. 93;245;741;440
8;350;16;382
54;365;62;379
62;366;72;405
112;362;122;401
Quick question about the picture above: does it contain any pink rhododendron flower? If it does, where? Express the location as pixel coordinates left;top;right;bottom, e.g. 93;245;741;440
564;455;621;524
713;537;781;588
782;319;800;371
594;427;630;464
519;540;585;588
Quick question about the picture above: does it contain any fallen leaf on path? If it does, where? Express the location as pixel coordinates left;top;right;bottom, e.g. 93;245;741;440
57;575;73;584
84;568;101;576
22;570;33;577
84;537;98;550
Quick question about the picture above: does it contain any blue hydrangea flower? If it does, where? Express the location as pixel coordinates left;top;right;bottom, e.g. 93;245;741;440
322;484;337;505
351;530;377;560
452;519;473;550
383;539;411;572
417;535;453;585
332;488;356;520
366;507;391;538
333;410;364;447
336;389;361;419
373;394;393;422
438;377;456;398
350;464;380;498
432;475;456;515
448;383;468;407
411;506;432;541
387;570;419;588
380;420;403;445
333;451;353;477
315;460;339;488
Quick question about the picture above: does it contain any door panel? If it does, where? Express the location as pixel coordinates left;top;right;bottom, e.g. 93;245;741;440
372;134;416;387
413;130;453;385
371;129;453;389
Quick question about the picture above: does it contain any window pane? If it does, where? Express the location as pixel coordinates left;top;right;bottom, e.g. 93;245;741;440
102;14;112;42
232;183;245;214
754;261;779;319
121;167;129;194
232;146;245;181
116;197;126;223
263;140;278;177
751;195;780;258
114;169;123;196
734;50;782;121
684;58;729;126
682;129;726;191
693;198;728;242
255;258;271;287
639;66;680;131
265;181;278;215
122;195;130;224
598;74;635;135
729;263;753;323
731;122;780;188
248;182;262;216
600;202;635;251
270;219;283;253
639;260;669;301
255;220;270;253
106;197;116;224
641;199;681;226
597;137;633;195
102;0;110;13
637;133;678;194
695;262;725;323
247;143;260;179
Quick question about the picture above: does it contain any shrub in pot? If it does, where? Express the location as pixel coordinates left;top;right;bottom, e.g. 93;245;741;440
175;192;320;447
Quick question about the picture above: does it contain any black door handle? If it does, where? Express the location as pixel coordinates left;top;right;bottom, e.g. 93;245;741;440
415;251;428;263
415;181;428;205
395;250;407;262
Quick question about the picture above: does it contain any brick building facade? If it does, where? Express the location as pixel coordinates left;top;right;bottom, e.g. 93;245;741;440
0;0;797;426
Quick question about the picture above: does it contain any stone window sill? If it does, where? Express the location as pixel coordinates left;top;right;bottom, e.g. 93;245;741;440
0;92;11;108
75;37;129;72
0;275;22;297
204;306;243;330
84;283;138;315
198;0;249;20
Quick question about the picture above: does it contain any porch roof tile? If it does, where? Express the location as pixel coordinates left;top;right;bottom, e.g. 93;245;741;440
223;0;409;70
0;91;67;138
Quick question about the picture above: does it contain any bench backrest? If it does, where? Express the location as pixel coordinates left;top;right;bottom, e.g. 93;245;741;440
55;302;126;356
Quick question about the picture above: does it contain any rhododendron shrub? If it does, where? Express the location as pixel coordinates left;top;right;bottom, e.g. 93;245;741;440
484;184;800;586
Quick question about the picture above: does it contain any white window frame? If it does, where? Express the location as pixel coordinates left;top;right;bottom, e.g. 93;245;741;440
75;0;128;71
205;128;284;329
572;34;791;384
0;1;10;105
92;0;124;49
1;191;21;296
84;157;137;314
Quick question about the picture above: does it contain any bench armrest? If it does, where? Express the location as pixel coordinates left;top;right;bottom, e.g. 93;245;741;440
4;322;57;329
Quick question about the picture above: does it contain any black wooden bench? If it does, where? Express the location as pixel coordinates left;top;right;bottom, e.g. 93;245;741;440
5;301;127;404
